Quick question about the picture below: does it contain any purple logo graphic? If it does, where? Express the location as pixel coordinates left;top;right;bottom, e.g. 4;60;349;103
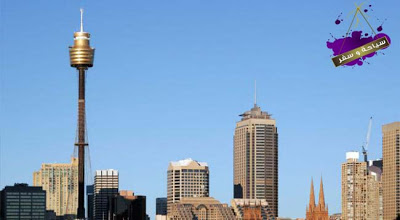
327;4;390;67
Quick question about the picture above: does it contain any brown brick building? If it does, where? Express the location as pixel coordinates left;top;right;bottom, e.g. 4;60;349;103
382;122;400;220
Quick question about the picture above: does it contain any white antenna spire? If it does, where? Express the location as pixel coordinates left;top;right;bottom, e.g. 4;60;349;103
80;8;84;32
254;80;257;106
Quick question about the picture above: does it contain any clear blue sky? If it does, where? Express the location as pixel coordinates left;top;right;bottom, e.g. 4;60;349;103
1;0;399;218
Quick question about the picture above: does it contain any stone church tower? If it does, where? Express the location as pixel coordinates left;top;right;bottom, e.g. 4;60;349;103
306;178;329;220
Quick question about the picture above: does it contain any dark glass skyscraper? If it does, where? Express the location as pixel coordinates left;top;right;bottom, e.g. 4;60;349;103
156;197;167;215
87;185;94;220
109;191;147;220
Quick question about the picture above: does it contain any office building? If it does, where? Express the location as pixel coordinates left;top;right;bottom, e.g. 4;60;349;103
234;102;278;217
167;197;235;219
109;190;147;220
156;197;167;215
382;122;400;220
368;160;383;220
367;166;383;220
94;169;119;220
276;218;303;220
156;215;167;220
33;157;78;216
0;183;46;219
329;213;342;220
87;184;94;220
342;152;367;220
305;178;328;220
368;157;384;219
369;159;383;170
45;210;57;220
167;158;209;212
231;199;275;220
341;152;382;220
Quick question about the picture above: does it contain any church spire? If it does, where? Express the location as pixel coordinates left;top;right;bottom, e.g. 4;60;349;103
309;178;315;208
306;177;329;219
318;177;326;207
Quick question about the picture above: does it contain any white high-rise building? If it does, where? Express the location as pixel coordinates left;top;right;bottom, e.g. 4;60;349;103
167;158;209;213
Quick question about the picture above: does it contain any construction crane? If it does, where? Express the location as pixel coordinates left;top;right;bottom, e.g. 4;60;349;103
362;117;373;163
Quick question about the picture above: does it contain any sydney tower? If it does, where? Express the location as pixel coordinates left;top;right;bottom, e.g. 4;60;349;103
69;9;95;219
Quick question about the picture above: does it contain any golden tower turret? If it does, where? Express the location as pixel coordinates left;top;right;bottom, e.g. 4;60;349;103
69;9;94;219
69;9;95;67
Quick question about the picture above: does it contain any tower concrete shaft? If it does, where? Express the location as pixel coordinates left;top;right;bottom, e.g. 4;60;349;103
69;9;95;219
76;67;87;218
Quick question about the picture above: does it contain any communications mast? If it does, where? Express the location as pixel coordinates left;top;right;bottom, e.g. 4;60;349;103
69;9;95;219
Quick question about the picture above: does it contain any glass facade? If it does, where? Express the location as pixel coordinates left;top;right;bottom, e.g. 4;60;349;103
1;184;46;219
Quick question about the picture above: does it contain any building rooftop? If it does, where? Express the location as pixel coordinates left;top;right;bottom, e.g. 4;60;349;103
95;169;119;175
239;104;271;121
382;121;400;132
2;183;44;192
232;198;269;206
170;158;208;167
346;151;360;160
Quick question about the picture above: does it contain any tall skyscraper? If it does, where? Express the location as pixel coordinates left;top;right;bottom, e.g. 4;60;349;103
69;9;95;219
341;152;381;220
306;178;328;220
382;122;400;220
233;102;278;217
0;183;46;220
94;169;119;220
167;158;209;213
33;157;78;216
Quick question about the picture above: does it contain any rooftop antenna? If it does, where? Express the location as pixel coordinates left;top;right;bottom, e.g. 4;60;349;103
80;8;84;32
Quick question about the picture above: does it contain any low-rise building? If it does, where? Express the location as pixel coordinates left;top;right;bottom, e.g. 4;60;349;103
0;183;46;219
231;199;275;220
168;197;235;220
109;190;147;220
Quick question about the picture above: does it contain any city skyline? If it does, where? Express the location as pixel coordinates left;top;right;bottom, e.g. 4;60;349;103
1;0;400;219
